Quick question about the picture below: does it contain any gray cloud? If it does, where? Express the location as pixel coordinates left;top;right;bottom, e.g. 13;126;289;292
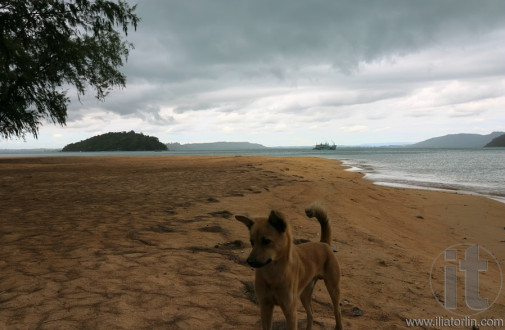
40;0;504;148
108;1;503;117
127;0;505;77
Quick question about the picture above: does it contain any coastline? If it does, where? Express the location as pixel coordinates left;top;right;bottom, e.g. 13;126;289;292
1;147;503;204
372;181;505;204
338;149;505;204
1;155;504;329
343;162;505;204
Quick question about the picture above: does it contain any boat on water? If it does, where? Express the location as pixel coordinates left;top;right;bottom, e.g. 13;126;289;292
313;142;336;150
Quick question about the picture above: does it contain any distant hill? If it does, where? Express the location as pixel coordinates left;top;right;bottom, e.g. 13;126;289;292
62;131;168;152
166;142;267;151
411;132;505;148
484;134;505;147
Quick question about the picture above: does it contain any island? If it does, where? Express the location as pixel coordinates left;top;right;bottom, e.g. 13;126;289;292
411;131;505;148
62;131;168;152
484;133;505;147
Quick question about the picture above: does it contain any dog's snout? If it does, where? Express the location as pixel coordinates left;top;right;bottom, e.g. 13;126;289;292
247;257;272;268
246;257;261;268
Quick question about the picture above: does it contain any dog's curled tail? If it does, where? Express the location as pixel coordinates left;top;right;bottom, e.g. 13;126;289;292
305;203;331;245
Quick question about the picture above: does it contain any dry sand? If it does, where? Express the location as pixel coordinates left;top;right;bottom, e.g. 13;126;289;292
0;156;504;329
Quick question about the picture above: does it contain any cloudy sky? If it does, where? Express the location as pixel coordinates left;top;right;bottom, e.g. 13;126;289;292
3;0;505;148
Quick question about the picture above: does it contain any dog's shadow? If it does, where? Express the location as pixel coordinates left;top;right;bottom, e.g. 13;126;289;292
271;320;299;330
271;319;327;330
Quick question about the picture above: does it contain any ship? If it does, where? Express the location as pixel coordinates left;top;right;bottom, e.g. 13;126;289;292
313;142;336;150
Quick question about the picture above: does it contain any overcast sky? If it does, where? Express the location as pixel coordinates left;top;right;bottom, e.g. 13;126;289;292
3;0;505;148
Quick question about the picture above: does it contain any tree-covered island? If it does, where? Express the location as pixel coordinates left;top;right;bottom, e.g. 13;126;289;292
62;131;167;152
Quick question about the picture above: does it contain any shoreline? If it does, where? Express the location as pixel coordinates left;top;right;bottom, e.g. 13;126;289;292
2;147;503;203
341;159;505;205
372;181;505;204
1;155;505;329
1;150;504;203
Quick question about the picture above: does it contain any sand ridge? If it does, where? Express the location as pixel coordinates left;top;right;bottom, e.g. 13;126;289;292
0;156;504;329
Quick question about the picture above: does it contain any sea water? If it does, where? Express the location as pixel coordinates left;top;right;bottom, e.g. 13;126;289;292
1;147;504;202
328;148;505;202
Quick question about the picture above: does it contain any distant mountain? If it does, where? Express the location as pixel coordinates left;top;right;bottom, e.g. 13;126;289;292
411;132;505;148
62;131;168;152
484;134;505;147
166;142;267;151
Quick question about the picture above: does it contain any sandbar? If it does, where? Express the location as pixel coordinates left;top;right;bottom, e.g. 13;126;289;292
1;156;504;329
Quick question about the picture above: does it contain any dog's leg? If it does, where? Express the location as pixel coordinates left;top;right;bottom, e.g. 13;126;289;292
300;279;317;330
323;275;343;330
279;300;297;330
259;299;274;330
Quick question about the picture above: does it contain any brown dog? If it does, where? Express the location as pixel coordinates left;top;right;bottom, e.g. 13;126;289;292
235;204;343;330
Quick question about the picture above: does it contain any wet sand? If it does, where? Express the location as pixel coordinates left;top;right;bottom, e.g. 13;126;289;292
1;156;504;329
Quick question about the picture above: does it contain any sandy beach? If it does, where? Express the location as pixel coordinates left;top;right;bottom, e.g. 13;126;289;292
1;156;504;329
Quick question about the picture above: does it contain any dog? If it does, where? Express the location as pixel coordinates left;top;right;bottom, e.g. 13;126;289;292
235;204;343;330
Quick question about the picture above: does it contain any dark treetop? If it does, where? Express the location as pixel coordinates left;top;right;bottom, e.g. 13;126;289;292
0;0;139;139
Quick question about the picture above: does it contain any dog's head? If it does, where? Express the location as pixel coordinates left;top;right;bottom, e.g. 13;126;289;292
235;210;292;268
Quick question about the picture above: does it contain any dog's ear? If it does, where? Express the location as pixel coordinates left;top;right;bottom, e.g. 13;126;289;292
235;215;254;229
268;210;286;233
